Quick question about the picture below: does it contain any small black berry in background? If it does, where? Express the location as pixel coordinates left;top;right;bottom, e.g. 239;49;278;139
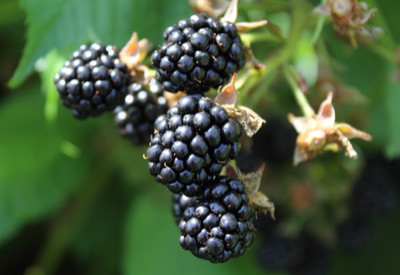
257;235;295;271
351;156;398;219
336;216;372;252
54;43;130;119
146;95;242;196
237;116;297;172
178;177;255;263
151;13;246;94
114;79;168;145
290;232;331;275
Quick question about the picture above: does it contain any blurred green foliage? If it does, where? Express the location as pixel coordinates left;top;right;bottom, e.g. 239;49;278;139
1;0;400;274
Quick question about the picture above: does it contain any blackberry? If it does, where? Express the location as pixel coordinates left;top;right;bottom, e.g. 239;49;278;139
151;13;246;94
178;177;255;263
54;43;130;119
257;235;295;271
336;216;371;252
290;232;330;275
351;158;398;219
114;79;168;145
146;95;242;196
237;115;297;172
172;193;196;225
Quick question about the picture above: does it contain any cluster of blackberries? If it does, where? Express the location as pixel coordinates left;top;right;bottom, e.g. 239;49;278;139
151;13;246;94
146;94;257;263
55;11;251;263
145;14;255;263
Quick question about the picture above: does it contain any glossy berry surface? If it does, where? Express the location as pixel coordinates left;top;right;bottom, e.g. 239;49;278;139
178;177;255;263
172;193;196;225
336;216;371;251
114;79;168;145
257;235;294;271
151;13;246;94
54;43;130;119
146;95;242;196
351;158;398;218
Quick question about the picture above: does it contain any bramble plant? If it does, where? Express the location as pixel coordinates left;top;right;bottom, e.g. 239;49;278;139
2;0;400;274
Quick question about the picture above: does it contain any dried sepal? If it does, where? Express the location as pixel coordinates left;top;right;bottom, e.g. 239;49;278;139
221;0;238;23
248;192;276;219
215;74;266;137
189;0;230;16
244;45;265;71
236;20;268;33
164;91;186;108
314;0;384;47
288;91;372;165
239;164;264;193
226;164;275;219
224;105;266;138
119;32;151;83
214;73;238;106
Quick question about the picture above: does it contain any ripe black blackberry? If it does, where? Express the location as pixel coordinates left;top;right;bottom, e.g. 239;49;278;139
54;43;130;119
146;95;242;196
257;235;295;271
172;193;196;225
114;79;168;145
151;13;246;94
237;115;297;172
351;158;398;219
178;177;255;263
290;232;330;275
336;216;371;252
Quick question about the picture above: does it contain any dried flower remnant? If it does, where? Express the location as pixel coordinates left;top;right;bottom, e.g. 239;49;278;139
314;0;384;47
288;92;371;165
189;0;230;16
215;74;266;137
226;164;275;219
119;32;151;83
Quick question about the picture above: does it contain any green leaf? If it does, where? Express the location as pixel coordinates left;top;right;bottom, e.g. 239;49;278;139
37;50;65;122
122;192;267;275
292;36;319;87
0;86;90;244
10;0;190;88
384;65;400;158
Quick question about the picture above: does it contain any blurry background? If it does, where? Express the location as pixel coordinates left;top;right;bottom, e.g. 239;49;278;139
0;0;400;274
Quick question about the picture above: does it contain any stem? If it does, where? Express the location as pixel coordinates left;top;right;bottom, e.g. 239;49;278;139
283;64;315;118
369;43;397;63
240;33;283;44
310;0;327;45
246;0;310;105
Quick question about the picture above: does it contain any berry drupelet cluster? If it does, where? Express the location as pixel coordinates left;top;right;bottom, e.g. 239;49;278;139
114;79;168;145
54;43;130;119
176;177;255;263
151;13;246;94
147;95;242;196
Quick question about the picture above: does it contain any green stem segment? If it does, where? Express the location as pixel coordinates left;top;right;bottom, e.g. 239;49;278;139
244;0;310;106
310;0;327;45
283;64;315;118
